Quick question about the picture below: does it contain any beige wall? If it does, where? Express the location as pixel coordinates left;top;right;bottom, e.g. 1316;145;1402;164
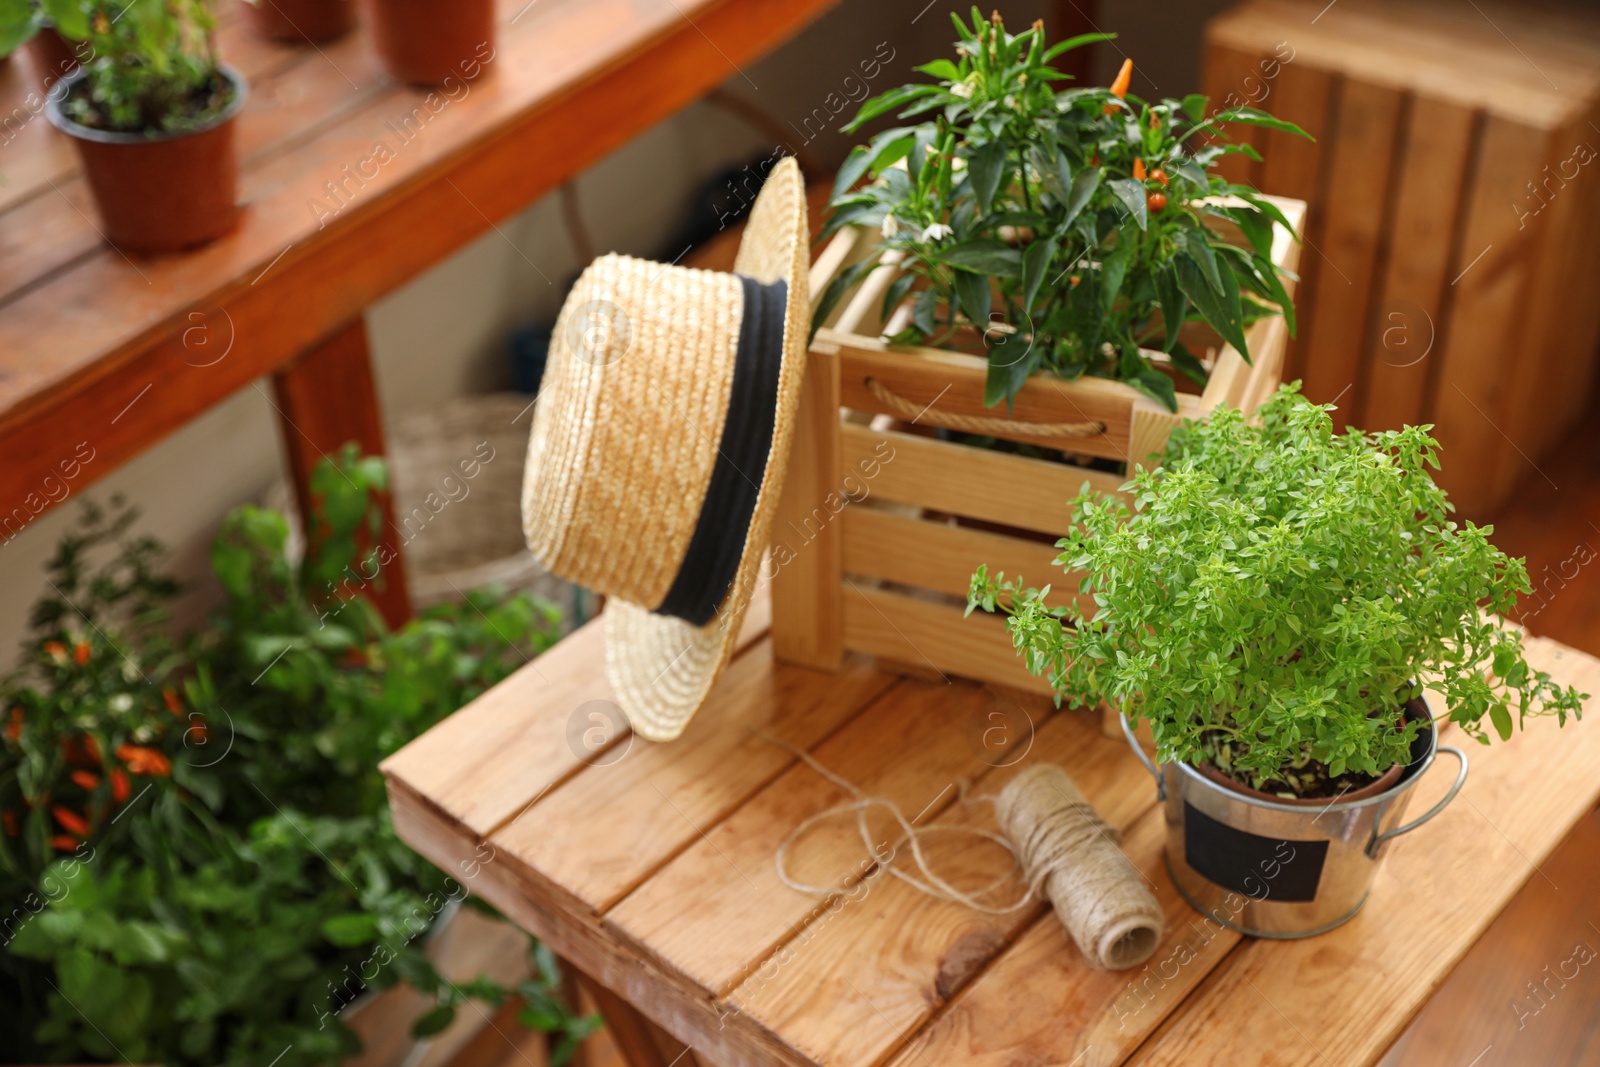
0;0;1210;659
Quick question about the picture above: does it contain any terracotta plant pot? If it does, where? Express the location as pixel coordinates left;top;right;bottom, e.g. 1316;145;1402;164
45;66;248;255
22;25;84;97
366;0;496;86
246;0;357;44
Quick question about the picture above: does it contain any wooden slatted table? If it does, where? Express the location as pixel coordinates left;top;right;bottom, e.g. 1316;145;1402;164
383;591;1600;1067
0;0;835;624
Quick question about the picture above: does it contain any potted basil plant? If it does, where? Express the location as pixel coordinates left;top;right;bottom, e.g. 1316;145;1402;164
41;0;245;254
816;10;1309;413
968;385;1587;937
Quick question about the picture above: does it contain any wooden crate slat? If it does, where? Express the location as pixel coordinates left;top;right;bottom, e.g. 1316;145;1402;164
1296;77;1404;411
1200;40;1266;188
841;583;1051;695
838;422;1128;537
1427;115;1550;515
830;336;1151;462
727;706;1162;1067
841;506;1075;610
1129;637;1600;1067
605;675;1047;996
379;591;771;839
885;807;1241;1067
1358;94;1476;433
490;641;897;913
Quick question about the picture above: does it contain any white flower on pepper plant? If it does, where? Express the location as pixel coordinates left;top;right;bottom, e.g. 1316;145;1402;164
920;223;953;243
881;213;899;239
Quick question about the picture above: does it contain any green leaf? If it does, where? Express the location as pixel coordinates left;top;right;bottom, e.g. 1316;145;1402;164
1154;265;1187;351
1099;236;1135;316
911;286;939;335
321;913;380;947
1043;31;1117;62
1215;106;1314;140
413;1003;457;1038
952;269;990;328
1489;703;1512;741
1058;168;1101;232
881;271;916;324
1180;229;1223;294
0;1;39;55
1180;93;1208;122
938;238;1023;276
967;140;1008;215
1134;367;1178;413
915;58;962;81
1022;235;1055;314
984;341;1042;408
1107;178;1148;231
39;0;86;40
1176;254;1249;359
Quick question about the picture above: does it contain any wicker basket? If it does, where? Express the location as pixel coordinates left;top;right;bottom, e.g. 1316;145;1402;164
269;392;584;625
771;195;1307;693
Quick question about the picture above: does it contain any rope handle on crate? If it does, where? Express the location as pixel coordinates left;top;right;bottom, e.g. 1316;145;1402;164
864;377;1106;439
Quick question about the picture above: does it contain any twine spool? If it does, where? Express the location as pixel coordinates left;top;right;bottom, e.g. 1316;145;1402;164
767;737;1163;972
995;764;1164;970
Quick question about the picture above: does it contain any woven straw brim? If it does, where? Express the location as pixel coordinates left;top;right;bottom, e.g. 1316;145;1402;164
606;157;808;741
520;157;808;742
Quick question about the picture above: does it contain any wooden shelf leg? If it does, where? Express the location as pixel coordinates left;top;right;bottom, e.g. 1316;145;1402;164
571;967;695;1067
270;317;413;630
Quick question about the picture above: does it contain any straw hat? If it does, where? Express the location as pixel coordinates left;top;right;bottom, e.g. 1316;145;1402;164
521;157;808;742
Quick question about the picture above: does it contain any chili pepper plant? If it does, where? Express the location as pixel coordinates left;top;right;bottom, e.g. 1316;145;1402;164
816;10;1309;412
967;386;1586;799
0;454;598;1065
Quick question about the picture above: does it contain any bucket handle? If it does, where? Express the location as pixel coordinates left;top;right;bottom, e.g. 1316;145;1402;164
1368;746;1469;856
1119;712;1165;802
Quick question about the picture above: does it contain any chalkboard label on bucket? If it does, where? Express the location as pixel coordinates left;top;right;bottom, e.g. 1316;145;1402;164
1183;802;1329;903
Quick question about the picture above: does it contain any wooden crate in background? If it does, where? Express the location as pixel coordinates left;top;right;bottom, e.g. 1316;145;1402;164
770;198;1306;692
1203;0;1600;515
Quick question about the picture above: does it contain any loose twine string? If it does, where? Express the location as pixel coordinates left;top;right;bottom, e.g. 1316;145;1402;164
863;377;1107;439
767;738;1164;971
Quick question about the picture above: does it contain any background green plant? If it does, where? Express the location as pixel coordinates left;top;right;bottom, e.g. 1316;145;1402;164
815;9;1306;412
1;449;598;1064
0;0;235;132
968;386;1586;797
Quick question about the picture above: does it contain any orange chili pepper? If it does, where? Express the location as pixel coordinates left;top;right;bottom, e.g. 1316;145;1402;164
1070;275;1081;287
1148;191;1168;213
111;769;131;804
73;642;90;666
52;805;90;837
2;811;17;836
43;641;67;663
50;835;80;852
117;744;172;778
1150;168;1169;187
1132;159;1147;181
71;770;100;792
5;707;21;742
1105;58;1133;113
1150;109;1161;129
163;687;183;716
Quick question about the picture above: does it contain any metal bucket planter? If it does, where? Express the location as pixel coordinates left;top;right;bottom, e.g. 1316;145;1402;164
1122;699;1469;938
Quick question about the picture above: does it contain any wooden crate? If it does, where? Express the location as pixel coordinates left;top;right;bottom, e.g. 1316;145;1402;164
1203;0;1600;515
769;196;1306;693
